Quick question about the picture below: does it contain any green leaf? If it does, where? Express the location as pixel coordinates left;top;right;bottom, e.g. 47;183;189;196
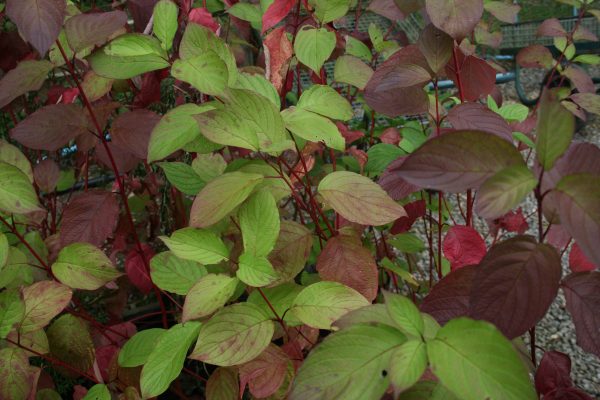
427;318;537;400
36;389;62;400
297;85;354;121
20;281;72;333
365;143;405;176
171;51;229;96
513;132;535;148
334;55;374;90
51;243;122;290
290;281;370;329
88;34;170;79
236;161;292;202
190;303;274;366
0;232;8;269
475;165;537;219
182;274;239;321
290;324;406;400
0;289;24;338
281;107;345;151
269;220;313;284
231;72;280;109
141;322;202;398
0;60;53;110
0;348;37;400
191;153;227;182
318;171;406;226
497;103;529;122
574;54;600;64
47;315;95;373
383;292;424;337
294;26;336;74
247;283;303;325
388;233;425;253
239;190;280;257
0;248;33;289
237;252;279;287
193;89;292;153
153;0;178;51
150;251;207;295
345;35;372;62
159;162;205;195
312;0;351;23
82;384;110;400
160;227;229;265
179;23;238;85
190;171;264;228
118;328;166;367
536;89;575;170
389;340;428;391
0;161;42;215
227;3;262;30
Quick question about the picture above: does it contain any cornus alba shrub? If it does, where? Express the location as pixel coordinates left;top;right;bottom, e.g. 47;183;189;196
1;0;600;398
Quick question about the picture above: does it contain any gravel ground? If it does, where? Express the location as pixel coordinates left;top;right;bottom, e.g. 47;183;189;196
499;68;600;396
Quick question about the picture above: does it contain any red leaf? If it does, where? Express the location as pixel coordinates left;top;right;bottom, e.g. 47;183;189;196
442;225;486;271
426;0;483;40
96;321;137;347
420;265;476;325
447;102;513;142
379;127;400;145
446;49;497;102
33;159;60;193
60;190;120;247
111;109;160;159
336;122;365;144
262;0;296;33
535;351;573;396
189;7;220;33
537;18;567;37
348;146;368;173
95;345;119;382
264;27;293;93
569;242;596;273
96;142;142;174
498;208;528;234
125;244;155;294
317;234;378;301
545;387;595;400
133;72;163;108
239;344;291;398
470;236;561;338
6;0;66;55
546;224;571;251
390;200;426;234
562;271;600;358
127;0;158;32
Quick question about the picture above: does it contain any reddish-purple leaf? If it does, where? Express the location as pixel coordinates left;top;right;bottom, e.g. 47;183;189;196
546;224;572;251
60;190;120;247
33;159;60;193
562;66;595;94
573;25;598;42
125;244;155;294
189;8;220;33
262;0;295;33
418;24;453;74
367;0;405;21
379;157;420;200
447;102;513;142
264;27;294;93
443;225;487;271
517;45;554;69
0;31;31;72
65;10;129;52
497;208;529;234
128;0;158;32
469;235;561;338
562;271;600;357
535;351;573;396
395;130;525;192
420;265;476;325
317;234;379;301
484;1;520;24
6;0;66;55
337;122;365;144
537;18;567;37
111;109;161;159
10;104;88;151
569;242;596;273
446;49;497;101
426;0;483;40
96;141;142;174
364;46;430;117
390;200;426;234
553;174;600;266
545;387;595;400
239;344;291;398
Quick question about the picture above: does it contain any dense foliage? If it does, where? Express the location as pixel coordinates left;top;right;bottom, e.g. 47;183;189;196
0;0;599;398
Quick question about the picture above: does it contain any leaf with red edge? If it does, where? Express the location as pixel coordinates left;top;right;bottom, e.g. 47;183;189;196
111;109;161;159
65;10;129;53
446;49;497;102
553;174;600;266
396;130;525;193
569;243;596;273
189;7;220;33
484;1;520;24
33;159;60;193
562;271;600;357
60;190;120;247
6;0;66;55
537;18;567;37
469;235;561;338
390;200;426;234
573;25;598;42
443;226;486;271
317;234;379;301
517;45;554;69
336;122;365;144
126;244;155;294
420;265;476;326
239;344;292;398
418;24;453;74
262;0;295;33
535;351;573;396
562;66;595;94
10;104;88;151
447;102;513;142
264;27;293;93
426;0;483;40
